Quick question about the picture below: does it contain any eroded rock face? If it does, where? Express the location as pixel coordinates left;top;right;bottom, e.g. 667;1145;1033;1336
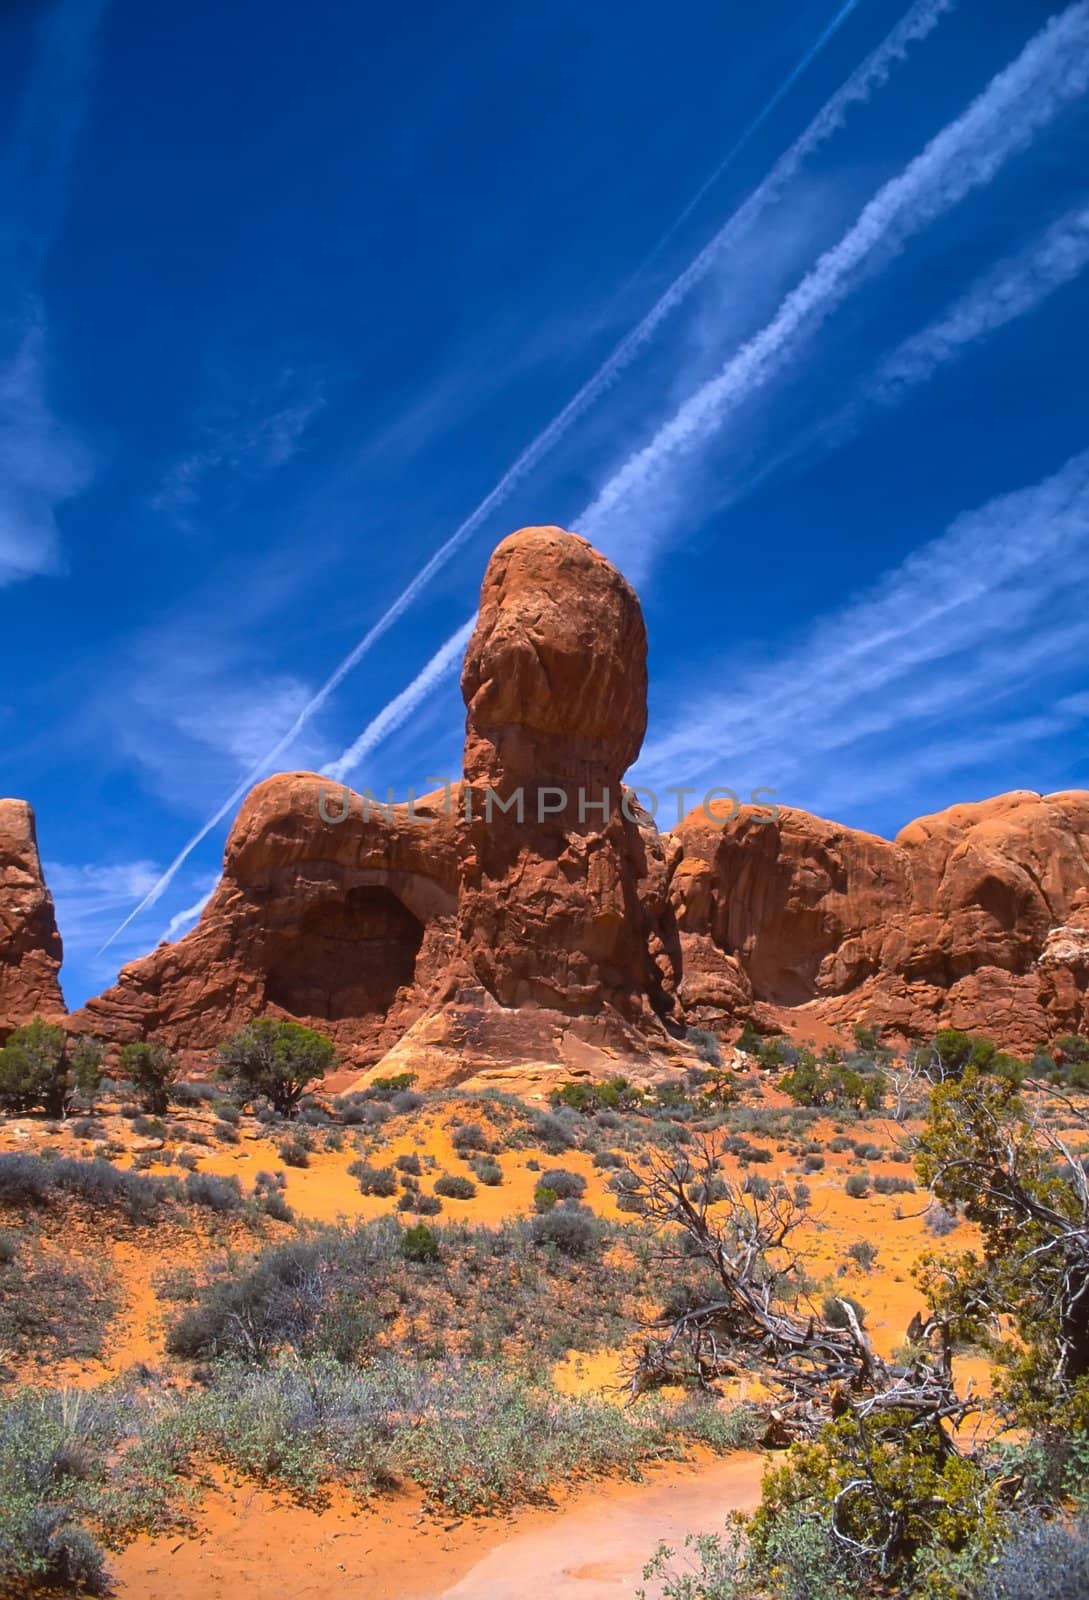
456;526;680;1024
66;523;1089;1074
0;800;64;1034
71;774;460;1066
672;790;1089;1052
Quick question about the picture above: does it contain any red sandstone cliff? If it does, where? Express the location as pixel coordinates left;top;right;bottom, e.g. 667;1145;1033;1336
671;789;1089;1052
7;528;1088;1074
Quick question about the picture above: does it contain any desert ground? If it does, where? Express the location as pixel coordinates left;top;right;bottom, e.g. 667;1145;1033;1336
0;1036;1020;1598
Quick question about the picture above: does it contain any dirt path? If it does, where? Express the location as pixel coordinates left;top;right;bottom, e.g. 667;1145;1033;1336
110;1452;765;1600
435;1452;765;1598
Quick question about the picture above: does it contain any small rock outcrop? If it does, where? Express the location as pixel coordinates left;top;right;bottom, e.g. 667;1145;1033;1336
0;799;64;1034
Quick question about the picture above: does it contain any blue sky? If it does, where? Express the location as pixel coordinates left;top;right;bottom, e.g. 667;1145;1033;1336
2;0;1088;1008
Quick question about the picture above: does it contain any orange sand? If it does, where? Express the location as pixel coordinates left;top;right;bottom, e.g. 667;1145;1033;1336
111;1450;765;1600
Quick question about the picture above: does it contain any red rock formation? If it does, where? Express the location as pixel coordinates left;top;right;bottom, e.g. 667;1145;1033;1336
64;522;1089;1075
0;799;65;1034
456;526;679;1023
672;790;1089;1053
375;527;686;1088
72;774;460;1067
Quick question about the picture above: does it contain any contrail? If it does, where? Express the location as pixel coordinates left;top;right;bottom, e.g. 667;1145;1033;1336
874;200;1089;395
634;447;1089;791
690;199;1089;519
101;0;950;953
579;1;1089;545
322;12;1089;796
315;204;1089;802
622;0;868;284
322;614;478;782
759;199;1089;493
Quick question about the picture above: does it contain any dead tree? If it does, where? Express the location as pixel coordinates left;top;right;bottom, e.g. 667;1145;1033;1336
624;1134;973;1442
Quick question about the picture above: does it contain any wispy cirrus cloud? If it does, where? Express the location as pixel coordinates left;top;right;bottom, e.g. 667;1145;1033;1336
47;856;221;999
0;319;93;584
116;660;327;814
0;0;108;587
151;368;326;523
578;1;1089;574
161;880;217;943
635;447;1089;817
47;857;162;992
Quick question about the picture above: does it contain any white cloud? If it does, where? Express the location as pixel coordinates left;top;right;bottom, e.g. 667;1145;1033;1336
46;858;163;980
0;0;108;587
111;661;327;817
0;320;92;585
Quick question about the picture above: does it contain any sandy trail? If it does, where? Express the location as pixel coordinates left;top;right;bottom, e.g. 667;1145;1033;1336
435;1452;764;1598
111;1452;765;1600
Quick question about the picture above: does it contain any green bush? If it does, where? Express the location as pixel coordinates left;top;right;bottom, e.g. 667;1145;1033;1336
278;1137;310;1168
0;1018;69;1117
367;1072;417;1096
218;1018;335;1115
470;1156;502;1186
874;1173;915;1195
549;1076;641;1115
530;1204;600;1257
350;1162;398;1197
0;1151;170;1222
844;1172;870;1198
259;1190;294;1223
399;1224;440;1262
749;1410;1003;1599
450;1122;489;1153
846;1239;879;1271
540;1167;586;1200
69;1036;105;1110
117;1040;178;1114
166;1236;337;1359
183;1172;242;1213
434;1174;476;1200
